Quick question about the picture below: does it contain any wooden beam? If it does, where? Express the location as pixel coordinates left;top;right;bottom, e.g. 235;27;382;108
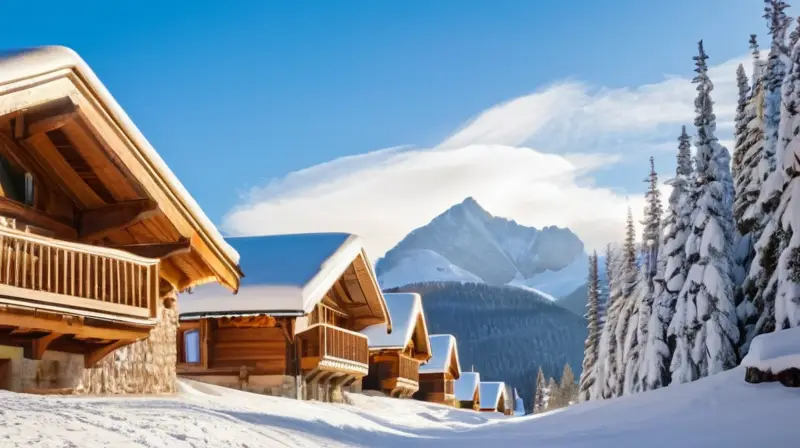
26;111;79;137
13;116;24;139
84;339;133;368
78;198;159;241
0;311;151;341
109;238;191;259
25;332;63;360
0;196;77;240
23;133;106;209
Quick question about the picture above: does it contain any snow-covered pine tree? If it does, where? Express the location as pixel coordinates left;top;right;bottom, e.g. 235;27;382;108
545;377;559;410
773;28;800;329
669;41;739;384
597;245;624;398
641;127;694;391
598;246;611;329
615;207;639;395
592;244;618;400
733;64;751;186
738;34;776;352
533;367;546;413
579;252;600;402
763;0;791;169
642;157;664;288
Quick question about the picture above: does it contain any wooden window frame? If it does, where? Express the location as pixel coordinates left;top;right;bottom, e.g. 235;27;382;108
177;321;203;366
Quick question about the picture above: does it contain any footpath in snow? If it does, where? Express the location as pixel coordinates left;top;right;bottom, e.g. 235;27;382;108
1;364;799;447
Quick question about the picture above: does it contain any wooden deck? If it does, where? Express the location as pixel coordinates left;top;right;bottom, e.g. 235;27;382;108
0;225;160;366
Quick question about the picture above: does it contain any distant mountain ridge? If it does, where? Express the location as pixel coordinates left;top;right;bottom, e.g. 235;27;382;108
375;197;587;298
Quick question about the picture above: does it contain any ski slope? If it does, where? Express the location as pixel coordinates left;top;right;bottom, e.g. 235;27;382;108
1;363;798;447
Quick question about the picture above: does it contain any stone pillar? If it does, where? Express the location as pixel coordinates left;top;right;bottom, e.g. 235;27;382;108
75;295;178;395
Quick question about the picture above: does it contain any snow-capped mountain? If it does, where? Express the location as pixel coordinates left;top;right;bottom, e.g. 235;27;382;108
375;197;587;297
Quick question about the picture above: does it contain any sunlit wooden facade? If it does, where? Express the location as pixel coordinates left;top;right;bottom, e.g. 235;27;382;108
361;293;432;398
414;334;461;406
177;233;392;402
0;47;241;393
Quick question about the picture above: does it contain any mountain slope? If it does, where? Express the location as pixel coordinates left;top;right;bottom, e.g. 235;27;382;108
377;249;483;290
376;197;585;296
387;281;586;412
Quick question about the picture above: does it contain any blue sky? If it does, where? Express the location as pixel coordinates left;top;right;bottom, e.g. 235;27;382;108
0;0;772;254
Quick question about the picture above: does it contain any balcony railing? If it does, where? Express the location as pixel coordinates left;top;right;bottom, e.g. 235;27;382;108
0;225;159;321
298;323;369;370
398;354;419;383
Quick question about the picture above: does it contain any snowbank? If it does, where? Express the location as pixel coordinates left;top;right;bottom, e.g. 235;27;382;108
741;327;800;372
3;367;799;447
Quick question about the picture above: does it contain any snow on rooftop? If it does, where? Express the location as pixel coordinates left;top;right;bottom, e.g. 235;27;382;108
0;47;240;267
180;233;363;316
454;372;481;401
741;327;800;372
420;334;461;375
479;382;505;409
361;293;427;352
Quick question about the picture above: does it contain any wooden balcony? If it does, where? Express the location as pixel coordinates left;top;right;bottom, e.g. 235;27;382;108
0;225;161;365
298;323;369;378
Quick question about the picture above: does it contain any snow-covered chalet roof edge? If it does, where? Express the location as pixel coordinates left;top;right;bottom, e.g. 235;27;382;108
419;334;461;377
454;372;480;401
0;46;241;281
478;382;505;409
360;293;431;360
179;233;392;332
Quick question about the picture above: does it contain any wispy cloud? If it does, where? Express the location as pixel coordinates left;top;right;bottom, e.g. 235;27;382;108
222;52;751;259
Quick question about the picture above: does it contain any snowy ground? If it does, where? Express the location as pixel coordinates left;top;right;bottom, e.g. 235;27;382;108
1;365;798;447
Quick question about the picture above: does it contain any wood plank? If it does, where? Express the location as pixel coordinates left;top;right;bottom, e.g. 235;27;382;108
0;283;152;319
23;133;106;208
0;197;76;240
0;311;150;341
26;332;63;360
26;111;79;136
84;339;133;368
108;239;190;259
78;198;159;241
59;119;141;201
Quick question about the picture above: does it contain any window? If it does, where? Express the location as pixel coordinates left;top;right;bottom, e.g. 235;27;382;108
183;329;200;364
24;173;34;206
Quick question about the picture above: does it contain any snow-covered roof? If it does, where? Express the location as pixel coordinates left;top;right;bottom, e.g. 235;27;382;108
360;293;431;359
478;382;506;409
0;47;241;283
179;233;391;330
419;334;461;377
454;372;480;402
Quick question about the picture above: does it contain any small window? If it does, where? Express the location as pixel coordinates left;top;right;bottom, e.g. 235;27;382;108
183;329;200;364
24;173;34;206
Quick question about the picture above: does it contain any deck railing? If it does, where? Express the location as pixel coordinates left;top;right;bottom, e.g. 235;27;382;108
298;323;369;367
398;354;419;383
0;225;159;320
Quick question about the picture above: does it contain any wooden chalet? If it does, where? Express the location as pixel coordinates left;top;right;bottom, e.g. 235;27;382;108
454;371;481;410
0;47;241;393
360;293;432;398
478;381;508;414
413;334;461;406
177;233;392;402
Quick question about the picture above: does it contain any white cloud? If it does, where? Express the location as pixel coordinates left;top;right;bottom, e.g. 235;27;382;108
222;52;750;259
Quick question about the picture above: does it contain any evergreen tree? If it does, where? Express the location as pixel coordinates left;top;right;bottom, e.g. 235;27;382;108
642;157;664;288
763;0;791;168
640;127;693;391
614;208;638;395
533;367;546;413
545;377;559;410
732;64;751;183
579;253;600;402
772;28;800;329
559;364;577;406
669;42;739;384
591;244;618;400
738;34;776;352
600;242;626;398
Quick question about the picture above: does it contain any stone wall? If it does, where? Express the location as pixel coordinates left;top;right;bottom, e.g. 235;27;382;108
181;374;298;399
0;347;84;392
75;298;178;395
